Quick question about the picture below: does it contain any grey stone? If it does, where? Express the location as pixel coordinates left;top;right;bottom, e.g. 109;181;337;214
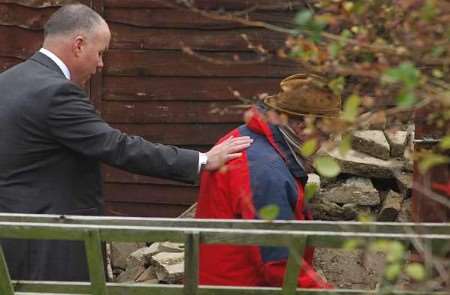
311;199;357;220
150;252;185;283
111;242;146;270
327;148;403;178
116;264;146;283
393;171;413;197
385;129;409;158
135;266;158;283
352;130;390;160
320;177;380;206
378;190;403;221
158;242;184;253
127;243;160;268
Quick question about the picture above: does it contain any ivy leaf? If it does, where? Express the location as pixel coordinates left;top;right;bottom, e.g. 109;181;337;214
384;263;402;282
314;156;341;178
341;94;361;122
405;263;426;281
439;135;450;150
300;138;318;157
258;204;280;220
304;183;318;201
418;152;450;174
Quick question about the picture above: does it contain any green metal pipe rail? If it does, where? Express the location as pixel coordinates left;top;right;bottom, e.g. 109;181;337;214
0;213;448;295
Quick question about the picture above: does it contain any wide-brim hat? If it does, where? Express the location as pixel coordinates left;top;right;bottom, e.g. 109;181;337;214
263;73;341;117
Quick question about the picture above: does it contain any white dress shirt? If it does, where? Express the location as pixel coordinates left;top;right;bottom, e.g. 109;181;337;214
39;48;71;80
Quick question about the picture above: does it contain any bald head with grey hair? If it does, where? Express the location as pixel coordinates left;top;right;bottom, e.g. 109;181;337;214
41;3;111;87
44;4;105;39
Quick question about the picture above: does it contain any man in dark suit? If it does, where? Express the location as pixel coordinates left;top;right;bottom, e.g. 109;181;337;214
0;4;251;281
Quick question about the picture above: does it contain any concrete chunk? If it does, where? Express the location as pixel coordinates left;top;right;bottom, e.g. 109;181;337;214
352;130;390;160
385;130;409;158
378;190;403;221
111;242;146;270
150;252;185;283
327;148;403;178
321;177;380;206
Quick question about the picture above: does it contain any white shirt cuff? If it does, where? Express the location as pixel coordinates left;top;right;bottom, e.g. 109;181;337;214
198;152;208;172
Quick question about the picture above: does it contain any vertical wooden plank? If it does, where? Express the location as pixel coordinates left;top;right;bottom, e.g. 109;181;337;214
0;245;14;295
282;237;306;295
84;229;108;295
183;231;200;295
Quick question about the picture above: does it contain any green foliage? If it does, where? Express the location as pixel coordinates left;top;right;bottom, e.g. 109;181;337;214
304;182;318;201
384;262;402;282
405;263;426;281
294;10;326;42
300;138;318;157
258;204;280;221
382;63;421;107
341;94;361;122
339;134;352;156
439;135;450;150
418;152;450;174
328;76;346;96
313;156;341;178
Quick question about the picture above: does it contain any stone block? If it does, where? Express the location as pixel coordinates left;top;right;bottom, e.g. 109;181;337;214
385;129;409;158
327;148;403;178
352;130;390;160
321;177;380;206
378;190;403;221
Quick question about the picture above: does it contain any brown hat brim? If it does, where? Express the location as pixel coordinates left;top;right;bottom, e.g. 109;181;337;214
263;95;340;118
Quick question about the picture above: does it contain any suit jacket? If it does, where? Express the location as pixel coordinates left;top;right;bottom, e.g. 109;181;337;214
0;52;199;280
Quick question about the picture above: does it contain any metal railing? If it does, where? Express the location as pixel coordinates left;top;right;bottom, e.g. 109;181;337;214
0;213;449;295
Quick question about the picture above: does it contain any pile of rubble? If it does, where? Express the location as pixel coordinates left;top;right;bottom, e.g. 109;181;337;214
311;128;413;222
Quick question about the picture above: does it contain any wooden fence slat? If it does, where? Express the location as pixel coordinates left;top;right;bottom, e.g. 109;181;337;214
109;23;286;51
0;245;14;295
84;229;108;295
105;7;295;30
104;50;298;78
103;76;280;102
184;231;200;295
104;0;305;11
282;238;306;295
108;123;236;146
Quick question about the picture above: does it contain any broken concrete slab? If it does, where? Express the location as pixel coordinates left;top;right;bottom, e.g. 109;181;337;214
385;130;409;158
327;148;403;178
135;266;158;283
320;177;380;206
127;243;160;268
352;130;390;160
311;199;358;220
393;171;413;198
151;252;185;283
157;242;184;253
378;190;403;221
111;242;146;270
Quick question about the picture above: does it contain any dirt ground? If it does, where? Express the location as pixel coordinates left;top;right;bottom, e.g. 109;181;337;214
313;248;385;289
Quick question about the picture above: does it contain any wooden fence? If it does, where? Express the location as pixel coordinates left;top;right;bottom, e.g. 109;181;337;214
0;213;449;295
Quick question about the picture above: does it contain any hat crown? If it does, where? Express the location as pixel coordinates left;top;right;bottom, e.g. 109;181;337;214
264;73;341;117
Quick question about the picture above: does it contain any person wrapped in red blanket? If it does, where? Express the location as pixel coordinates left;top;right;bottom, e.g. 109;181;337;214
196;74;339;288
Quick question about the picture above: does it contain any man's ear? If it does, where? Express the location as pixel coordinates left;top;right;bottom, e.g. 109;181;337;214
73;35;85;57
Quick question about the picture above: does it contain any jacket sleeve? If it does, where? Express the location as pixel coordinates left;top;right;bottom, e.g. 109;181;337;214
46;82;199;183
